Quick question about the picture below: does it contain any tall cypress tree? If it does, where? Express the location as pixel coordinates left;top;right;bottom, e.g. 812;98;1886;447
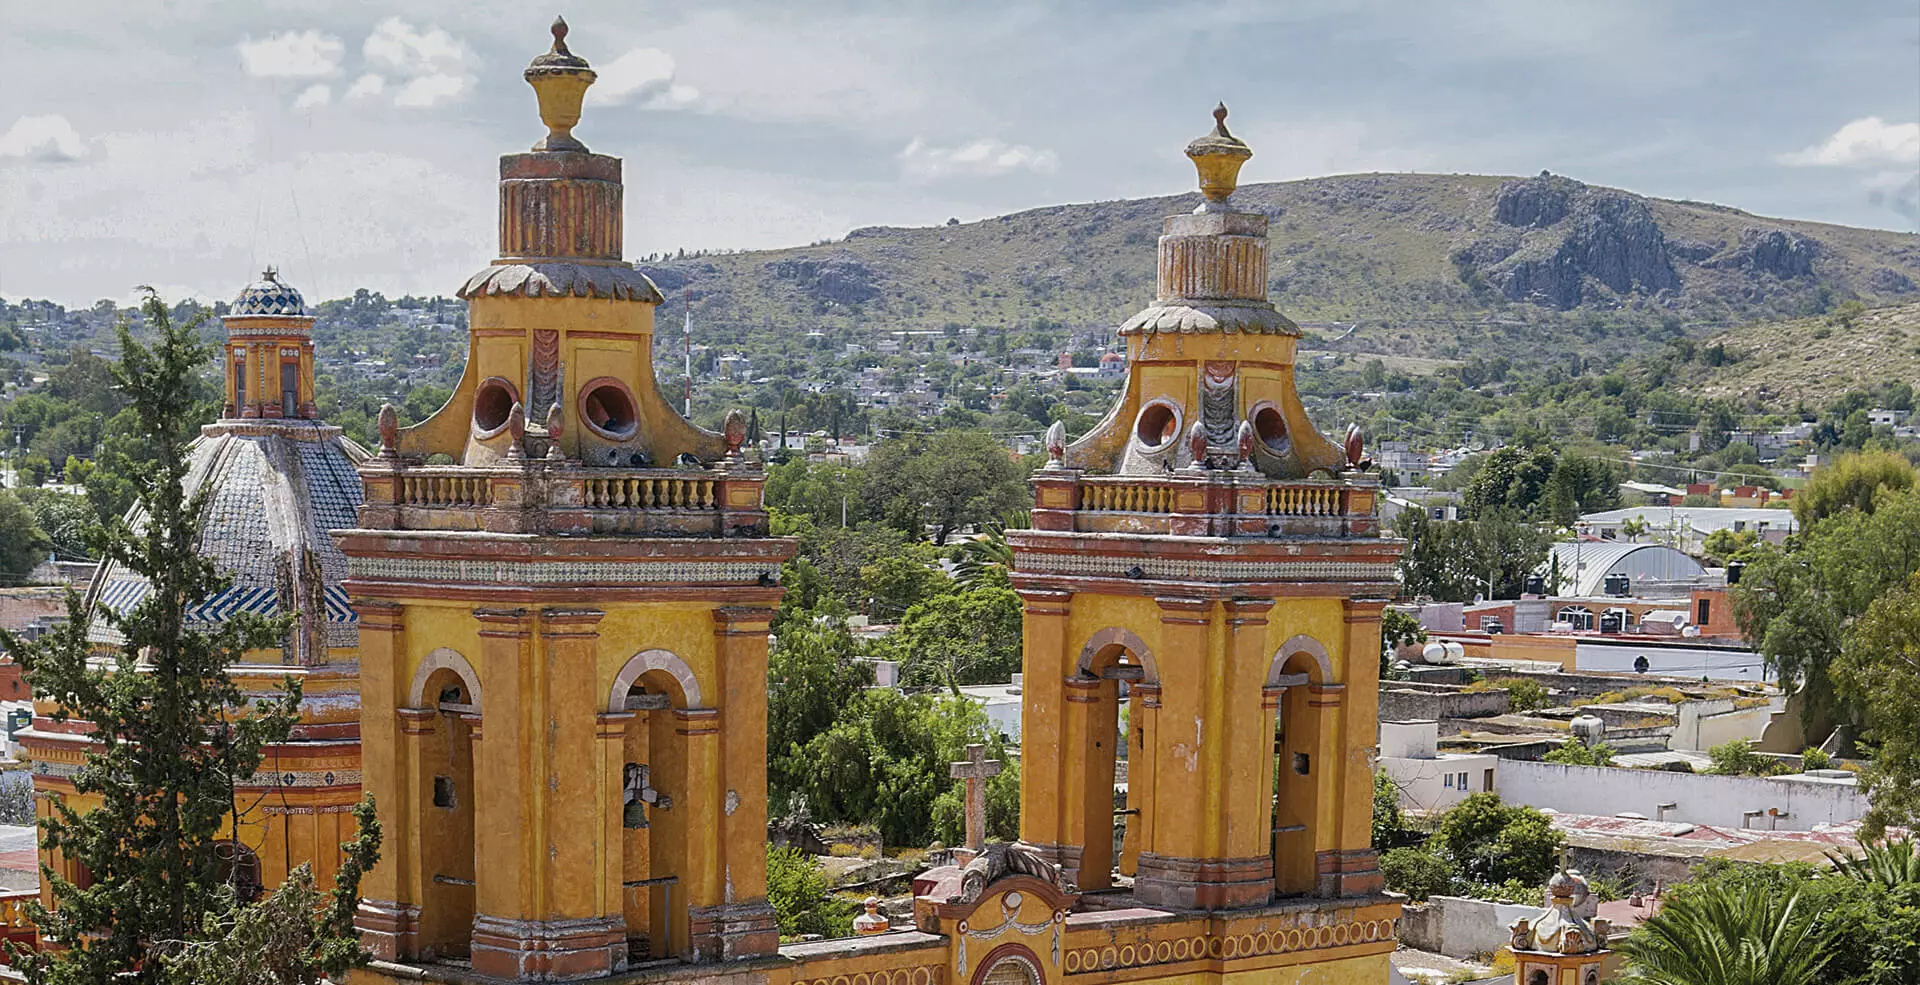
3;292;378;984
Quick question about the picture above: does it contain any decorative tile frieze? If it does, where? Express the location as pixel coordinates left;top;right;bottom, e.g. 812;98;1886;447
349;556;780;587
1011;551;1395;584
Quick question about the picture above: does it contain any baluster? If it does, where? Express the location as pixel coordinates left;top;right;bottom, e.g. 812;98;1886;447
703;480;716;509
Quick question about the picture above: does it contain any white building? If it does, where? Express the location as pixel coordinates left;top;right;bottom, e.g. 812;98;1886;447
1578;506;1796;554
1378;720;1501;812
956;675;1024;744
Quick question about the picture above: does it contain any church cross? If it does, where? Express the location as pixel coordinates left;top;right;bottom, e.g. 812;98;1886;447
949;743;1003;854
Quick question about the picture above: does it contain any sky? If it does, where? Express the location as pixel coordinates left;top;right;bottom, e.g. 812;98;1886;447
1;0;1916;308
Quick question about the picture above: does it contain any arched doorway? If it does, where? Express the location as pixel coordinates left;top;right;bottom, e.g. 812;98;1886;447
1072;630;1158;891
1267;636;1332;896
409;652;479;960
609;650;703;961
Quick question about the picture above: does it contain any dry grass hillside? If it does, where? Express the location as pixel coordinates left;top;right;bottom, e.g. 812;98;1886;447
639;171;1919;365
1687;302;1920;405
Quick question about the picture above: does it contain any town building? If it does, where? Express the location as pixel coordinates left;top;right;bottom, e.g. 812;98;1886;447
330;28;1407;983
20;267;371;905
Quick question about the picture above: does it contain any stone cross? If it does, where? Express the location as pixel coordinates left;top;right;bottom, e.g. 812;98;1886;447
949;743;1003;854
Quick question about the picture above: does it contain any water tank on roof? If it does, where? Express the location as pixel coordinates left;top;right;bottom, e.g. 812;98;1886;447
1727;561;1745;586
1570;715;1606;747
1524;574;1546;596
1604;572;1631;597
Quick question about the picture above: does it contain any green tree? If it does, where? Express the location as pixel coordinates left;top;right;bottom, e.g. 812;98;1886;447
1792;449;1916;529
1371;769;1404;850
1379;608;1425;678
1735;488;1920;748
18;489;94;561
1836;573;1920;836
767;615;875;815
1394;508;1550;602
863;430;1030;544
787;689;1012;847
0;489;51;583
1461;446;1557;519
1700;528;1760;566
1;294;377;984
884;585;1023;692
1430;793;1563;888
157;804;382;985
1617;885;1837;985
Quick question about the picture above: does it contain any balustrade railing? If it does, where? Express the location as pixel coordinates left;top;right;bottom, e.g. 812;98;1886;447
583;475;717;510
1266;484;1341;516
400;472;493;508
1080;481;1177;514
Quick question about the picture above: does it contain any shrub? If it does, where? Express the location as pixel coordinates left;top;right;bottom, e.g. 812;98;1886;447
1380;846;1453;902
767;846;854;939
1708;738;1793;777
1543;737;1616;767
1801;747;1834;772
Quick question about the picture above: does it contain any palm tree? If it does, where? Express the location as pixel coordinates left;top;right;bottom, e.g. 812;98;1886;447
1828;835;1920;890
1616;884;1835;985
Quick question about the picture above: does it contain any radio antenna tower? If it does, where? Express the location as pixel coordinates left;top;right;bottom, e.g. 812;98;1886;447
683;288;693;418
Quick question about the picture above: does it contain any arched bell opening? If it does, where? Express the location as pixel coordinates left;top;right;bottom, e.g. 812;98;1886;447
1071;631;1158;893
609;650;703;962
415;665;478;959
1265;636;1333;897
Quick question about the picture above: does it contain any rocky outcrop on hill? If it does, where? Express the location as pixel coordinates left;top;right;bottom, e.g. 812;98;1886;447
1482;174;1679;309
766;253;879;306
1730;228;1819;278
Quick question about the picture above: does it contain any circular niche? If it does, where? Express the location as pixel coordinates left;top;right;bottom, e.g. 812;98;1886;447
1251;402;1289;451
1133;401;1180;449
580;378;639;440
472;377;519;436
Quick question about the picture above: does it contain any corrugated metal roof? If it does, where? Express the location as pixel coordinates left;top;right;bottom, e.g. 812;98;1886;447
1539;542;1706;597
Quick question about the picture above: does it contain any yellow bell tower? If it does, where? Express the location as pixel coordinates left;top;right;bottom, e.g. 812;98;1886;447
1010;106;1403;912
338;18;793;980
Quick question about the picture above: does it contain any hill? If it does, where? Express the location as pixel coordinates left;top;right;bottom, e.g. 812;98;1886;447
1682;302;1920;405
640;172;1918;364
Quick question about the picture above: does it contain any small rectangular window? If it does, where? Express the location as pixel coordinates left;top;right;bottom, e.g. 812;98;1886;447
1460;772;1470;789
1697;599;1711;625
1444;774;1454;789
433;775;455;809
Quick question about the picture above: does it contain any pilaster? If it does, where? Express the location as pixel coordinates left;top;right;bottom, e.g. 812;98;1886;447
1016;590;1071;847
353;600;410;959
708;605;780;960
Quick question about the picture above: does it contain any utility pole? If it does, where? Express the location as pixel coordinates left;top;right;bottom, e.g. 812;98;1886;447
682;289;693;418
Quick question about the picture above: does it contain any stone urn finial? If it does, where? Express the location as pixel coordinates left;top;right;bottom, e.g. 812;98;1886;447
546;403;566;460
1186;102;1253;210
524;15;597;152
852;896;890;936
506;401;527;458
376;403;399;456
723;409;748;457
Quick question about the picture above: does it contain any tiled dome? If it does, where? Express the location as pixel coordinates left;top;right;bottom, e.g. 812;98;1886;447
231;267;307;317
89;426;369;657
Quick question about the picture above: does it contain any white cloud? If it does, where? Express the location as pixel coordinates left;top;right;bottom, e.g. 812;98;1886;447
1779;117;1920;168
345;74;385;100
0;115;87;162
236;30;344;79
898;137;1058;181
586;48;700;109
362;19;475;108
293;85;331;111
